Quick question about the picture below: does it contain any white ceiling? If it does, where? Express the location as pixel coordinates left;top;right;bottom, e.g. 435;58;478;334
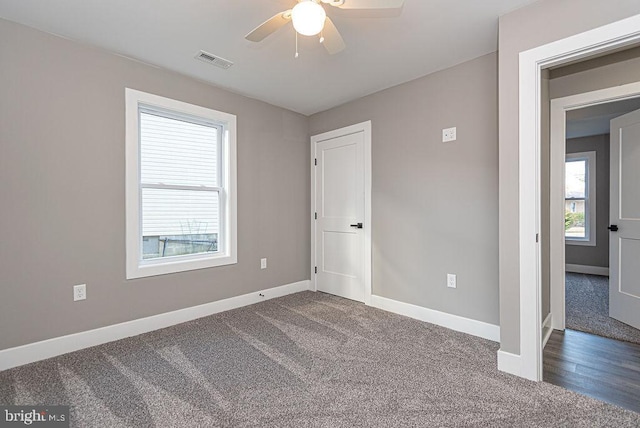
566;97;640;139
0;0;536;115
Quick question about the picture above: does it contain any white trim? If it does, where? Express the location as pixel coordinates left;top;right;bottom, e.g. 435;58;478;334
565;151;597;246
310;150;316;291
549;83;640;338
310;121;372;305
519;47;543;382
363;123;372;306
542;312;553;349
497;350;522;377
370;295;500;342
125;88;238;279
550;95;567;333
0;280;311;371
517;14;640;381
565;264;610;276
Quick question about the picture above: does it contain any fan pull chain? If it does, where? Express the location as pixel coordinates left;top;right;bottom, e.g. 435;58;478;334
319;30;325;44
295;31;299;59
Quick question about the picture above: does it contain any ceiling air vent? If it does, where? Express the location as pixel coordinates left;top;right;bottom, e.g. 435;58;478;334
195;50;233;69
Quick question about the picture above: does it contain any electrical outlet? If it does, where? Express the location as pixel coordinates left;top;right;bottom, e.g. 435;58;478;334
73;284;86;301
447;274;457;289
261;258;267;269
442;127;457;142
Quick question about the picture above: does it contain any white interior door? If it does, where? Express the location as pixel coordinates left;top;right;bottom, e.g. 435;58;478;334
609;109;640;330
314;131;365;302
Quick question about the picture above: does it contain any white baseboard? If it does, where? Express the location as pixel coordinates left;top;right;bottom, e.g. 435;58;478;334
497;349;522;377
369;295;500;342
0;280;311;372
565;264;609;276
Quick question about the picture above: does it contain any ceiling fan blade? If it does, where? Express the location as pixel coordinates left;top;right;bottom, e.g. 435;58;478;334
322;17;346;55
334;0;404;9
245;10;292;42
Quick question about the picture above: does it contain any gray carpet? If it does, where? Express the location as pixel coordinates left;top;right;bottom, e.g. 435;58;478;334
1;291;639;427
566;273;640;345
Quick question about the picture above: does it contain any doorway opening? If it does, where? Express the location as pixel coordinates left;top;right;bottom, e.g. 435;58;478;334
549;88;640;335
543;74;640;414
560;98;640;343
516;14;640;382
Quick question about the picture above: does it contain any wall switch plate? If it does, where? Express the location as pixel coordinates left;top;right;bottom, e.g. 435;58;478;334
260;258;267;269
442;127;457;142
73;284;86;301
447;274;457;289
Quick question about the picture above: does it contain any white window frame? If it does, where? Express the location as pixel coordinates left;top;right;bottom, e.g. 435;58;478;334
125;88;237;279
564;151;596;246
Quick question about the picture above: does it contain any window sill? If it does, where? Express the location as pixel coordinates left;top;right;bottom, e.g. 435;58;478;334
566;239;596;247
126;253;237;279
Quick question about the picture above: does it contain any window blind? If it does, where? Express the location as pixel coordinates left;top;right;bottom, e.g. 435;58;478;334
139;108;221;237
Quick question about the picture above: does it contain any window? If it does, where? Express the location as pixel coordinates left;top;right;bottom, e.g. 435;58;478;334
126;89;236;279
565;151;596;246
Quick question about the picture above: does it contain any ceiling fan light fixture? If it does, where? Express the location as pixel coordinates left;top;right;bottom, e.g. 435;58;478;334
291;1;326;36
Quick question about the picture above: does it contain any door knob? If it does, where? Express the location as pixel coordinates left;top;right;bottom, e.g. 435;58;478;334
608;224;618;231
350;223;363;229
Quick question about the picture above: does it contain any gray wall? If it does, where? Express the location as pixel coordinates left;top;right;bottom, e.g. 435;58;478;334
0;19;310;351
550;50;640;98
565;134;610;268
310;53;500;326
541;71;551;320
498;0;640;354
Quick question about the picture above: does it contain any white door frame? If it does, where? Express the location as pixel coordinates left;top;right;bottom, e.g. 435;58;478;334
518;13;640;381
549;82;640;333
310;121;372;305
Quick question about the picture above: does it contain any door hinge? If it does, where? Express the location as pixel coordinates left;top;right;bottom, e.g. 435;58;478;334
536;233;539;243
314;158;317;166
314;266;317;274
314;212;317;220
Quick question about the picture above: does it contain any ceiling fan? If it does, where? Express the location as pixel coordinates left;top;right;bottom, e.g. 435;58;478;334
245;0;405;56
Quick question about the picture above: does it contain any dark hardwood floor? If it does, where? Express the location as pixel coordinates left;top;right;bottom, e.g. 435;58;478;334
544;329;640;413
